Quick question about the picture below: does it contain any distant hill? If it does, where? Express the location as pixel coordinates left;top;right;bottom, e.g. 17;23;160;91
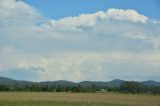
79;79;124;88
39;80;76;87
0;76;160;88
105;79;124;87
142;80;160;86
0;77;16;85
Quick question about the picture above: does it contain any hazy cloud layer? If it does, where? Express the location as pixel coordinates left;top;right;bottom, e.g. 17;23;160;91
0;0;160;81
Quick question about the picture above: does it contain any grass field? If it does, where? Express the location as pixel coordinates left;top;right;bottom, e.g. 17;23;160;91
0;92;160;106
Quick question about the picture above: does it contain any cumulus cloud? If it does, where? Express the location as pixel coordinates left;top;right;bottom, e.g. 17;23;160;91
1;49;160;81
0;0;160;81
0;0;41;27
106;8;148;23
47;8;148;31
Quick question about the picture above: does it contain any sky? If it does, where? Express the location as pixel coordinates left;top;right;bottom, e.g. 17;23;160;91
25;0;160;20
0;0;160;82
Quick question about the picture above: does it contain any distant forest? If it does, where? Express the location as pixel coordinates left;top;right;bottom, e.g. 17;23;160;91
0;81;160;94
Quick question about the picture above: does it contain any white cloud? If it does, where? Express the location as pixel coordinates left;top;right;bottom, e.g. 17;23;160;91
106;8;148;23
48;11;106;29
0;0;160;81
48;8;148;30
1;50;160;81
0;0;41;27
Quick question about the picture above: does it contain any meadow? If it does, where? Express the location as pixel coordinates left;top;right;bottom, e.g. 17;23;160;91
0;92;160;106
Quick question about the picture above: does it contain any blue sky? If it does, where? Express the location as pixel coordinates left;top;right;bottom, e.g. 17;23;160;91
25;0;160;20
0;0;160;81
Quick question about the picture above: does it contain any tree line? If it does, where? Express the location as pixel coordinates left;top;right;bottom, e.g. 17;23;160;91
0;81;160;94
120;81;160;94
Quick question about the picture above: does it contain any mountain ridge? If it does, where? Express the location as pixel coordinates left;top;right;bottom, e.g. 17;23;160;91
0;76;160;87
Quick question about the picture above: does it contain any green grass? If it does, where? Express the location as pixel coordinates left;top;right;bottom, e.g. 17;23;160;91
0;101;130;106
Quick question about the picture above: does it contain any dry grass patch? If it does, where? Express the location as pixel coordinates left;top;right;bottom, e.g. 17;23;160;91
0;92;159;106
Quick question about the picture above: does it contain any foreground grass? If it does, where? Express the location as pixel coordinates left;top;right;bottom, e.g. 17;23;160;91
0;101;128;106
0;92;159;106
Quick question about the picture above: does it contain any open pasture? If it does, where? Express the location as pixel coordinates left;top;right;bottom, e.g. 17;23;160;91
0;92;160;106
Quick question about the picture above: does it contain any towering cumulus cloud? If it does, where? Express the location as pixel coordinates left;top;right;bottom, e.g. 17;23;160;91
0;0;160;81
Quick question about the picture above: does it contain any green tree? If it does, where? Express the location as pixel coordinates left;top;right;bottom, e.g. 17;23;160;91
120;81;145;94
